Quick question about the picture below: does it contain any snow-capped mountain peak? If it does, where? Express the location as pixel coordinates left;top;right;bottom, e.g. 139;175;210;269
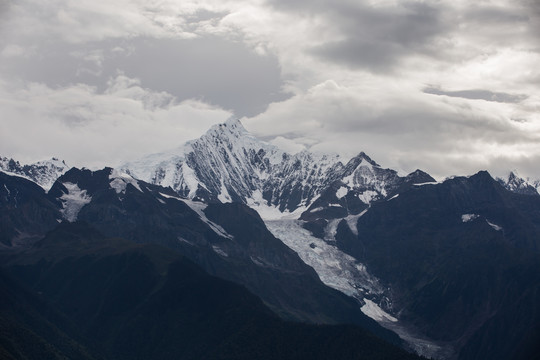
496;171;539;196
0;156;69;191
122;119;435;220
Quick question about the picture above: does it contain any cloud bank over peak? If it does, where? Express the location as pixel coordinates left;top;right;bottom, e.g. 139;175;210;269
1;0;540;179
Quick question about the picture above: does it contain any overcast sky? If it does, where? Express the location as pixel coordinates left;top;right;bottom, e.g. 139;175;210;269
1;0;539;180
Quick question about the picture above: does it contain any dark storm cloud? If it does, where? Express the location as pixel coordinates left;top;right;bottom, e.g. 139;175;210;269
423;87;528;104
0;36;290;117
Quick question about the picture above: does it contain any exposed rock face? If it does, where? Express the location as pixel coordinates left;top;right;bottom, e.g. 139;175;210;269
0;172;61;247
336;171;540;359
122;119;434;219
0;168;399;344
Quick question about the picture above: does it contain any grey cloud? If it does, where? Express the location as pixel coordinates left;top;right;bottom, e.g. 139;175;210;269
315;108;535;179
458;3;539;49
270;0;449;71
247;80;538;179
116;37;290;117
0;40;108;88
423;87;528;104
185;9;229;23
318;2;446;71
0;36;290;117
0;0;12;35
269;0;540;70
463;7;529;24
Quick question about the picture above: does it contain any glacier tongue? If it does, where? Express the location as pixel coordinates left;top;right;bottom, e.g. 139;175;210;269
265;218;449;360
264;219;385;306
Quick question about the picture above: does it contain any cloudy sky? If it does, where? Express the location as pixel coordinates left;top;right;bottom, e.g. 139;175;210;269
1;0;539;180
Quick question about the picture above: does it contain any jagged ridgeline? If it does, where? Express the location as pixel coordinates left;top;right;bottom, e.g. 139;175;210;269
120;118;436;217
1;118;540;360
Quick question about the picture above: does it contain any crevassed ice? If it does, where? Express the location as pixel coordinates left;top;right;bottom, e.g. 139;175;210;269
361;299;397;322
265;218;448;359
60;182;91;222
264;219;384;300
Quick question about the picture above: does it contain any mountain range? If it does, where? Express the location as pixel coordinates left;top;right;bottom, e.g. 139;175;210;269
1;118;540;360
120;118;437;218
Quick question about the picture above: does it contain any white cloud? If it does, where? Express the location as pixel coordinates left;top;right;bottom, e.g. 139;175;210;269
1;0;211;45
1;44;29;58
0;75;231;168
244;78;540;179
269;136;306;154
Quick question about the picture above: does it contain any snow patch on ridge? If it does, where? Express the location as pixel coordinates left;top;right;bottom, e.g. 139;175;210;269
181;162;200;197
0;170;33;183
358;190;378;204
462;214;479;222
212;245;228;257
60;182;91;222
486;220;503;231
218;181;232;203
414;181;440;186
361;299;397;322
324;219;342;242
345;210;368;236
159;193;234;239
109;169;142;194
246;189;307;220
336;186;348;199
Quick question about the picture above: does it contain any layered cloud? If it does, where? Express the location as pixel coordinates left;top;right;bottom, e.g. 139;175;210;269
1;0;539;179
0;75;231;168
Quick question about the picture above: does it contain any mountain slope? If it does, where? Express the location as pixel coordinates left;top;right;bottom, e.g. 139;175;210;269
2;167;402;345
0;221;423;360
5;120;540;360
0;266;99;360
335;171;540;359
0;172;61;247
122;119;433;217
